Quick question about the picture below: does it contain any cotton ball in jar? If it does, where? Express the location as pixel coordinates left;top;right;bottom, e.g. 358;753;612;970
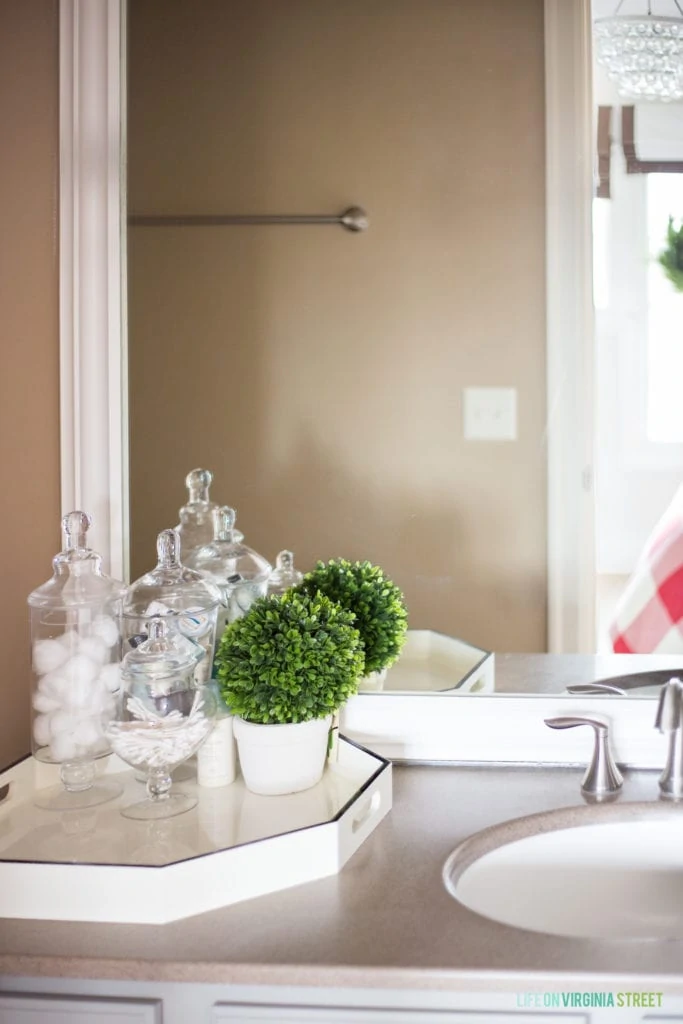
39;670;68;701
32;713;51;747
146;601;173;617
77;635;109;666
33;638;70;676
32;687;61;714
228;586;257;624
98;662;122;693
79;688;110;720
49;731;79;763
92;615;119;649
72;717;103;753
58;630;80;656
62;654;99;687
50;709;77;736
67;671;96;710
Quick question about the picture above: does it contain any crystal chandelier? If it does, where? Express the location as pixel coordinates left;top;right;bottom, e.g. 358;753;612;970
594;0;683;102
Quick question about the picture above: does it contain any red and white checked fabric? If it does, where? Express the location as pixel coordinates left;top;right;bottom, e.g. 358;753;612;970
609;485;683;653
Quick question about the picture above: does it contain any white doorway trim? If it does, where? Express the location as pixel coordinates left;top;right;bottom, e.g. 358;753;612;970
59;0;128;579
544;0;596;652
58;0;595;643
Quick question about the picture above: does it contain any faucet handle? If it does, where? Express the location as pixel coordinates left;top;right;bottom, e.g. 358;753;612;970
655;678;683;800
655;677;683;733
566;682;626;695
545;715;623;798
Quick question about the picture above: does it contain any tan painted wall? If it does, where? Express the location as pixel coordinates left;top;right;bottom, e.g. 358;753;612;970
0;1;60;770
128;0;547;652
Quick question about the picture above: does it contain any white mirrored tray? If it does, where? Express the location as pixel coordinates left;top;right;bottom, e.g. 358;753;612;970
378;630;493;694
0;739;391;924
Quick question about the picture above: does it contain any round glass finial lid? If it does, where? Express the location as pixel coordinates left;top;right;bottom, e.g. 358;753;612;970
121;529;222;682
122;616;202;685
123;528;222;617
60;510;95;557
267;550;304;596
187;506;271;583
29;510;124;607
185;508;272;625
186;467;212;504
177;467;243;554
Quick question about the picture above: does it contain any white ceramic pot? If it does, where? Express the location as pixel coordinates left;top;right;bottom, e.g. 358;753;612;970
358;667;389;692
233;715;333;796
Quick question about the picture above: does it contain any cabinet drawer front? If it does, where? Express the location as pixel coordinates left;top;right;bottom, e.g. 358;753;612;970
213;1005;589;1023
0;994;161;1024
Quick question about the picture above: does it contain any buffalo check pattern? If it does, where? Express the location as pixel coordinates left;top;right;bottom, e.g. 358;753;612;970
609;487;683;653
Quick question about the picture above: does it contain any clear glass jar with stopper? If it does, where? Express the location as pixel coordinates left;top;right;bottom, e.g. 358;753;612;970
176;468;242;560
121;528;222;685
106;617;216;820
28;511;125;811
267;550;304;596
184;507;272;634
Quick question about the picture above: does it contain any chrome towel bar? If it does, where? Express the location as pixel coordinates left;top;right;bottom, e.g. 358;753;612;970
129;205;368;232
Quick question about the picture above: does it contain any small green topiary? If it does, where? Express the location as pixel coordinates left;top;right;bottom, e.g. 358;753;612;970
658;216;683;293
214;589;364;724
297;559;408;675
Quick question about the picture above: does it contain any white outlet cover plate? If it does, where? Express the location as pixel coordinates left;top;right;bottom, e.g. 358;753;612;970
463;387;517;441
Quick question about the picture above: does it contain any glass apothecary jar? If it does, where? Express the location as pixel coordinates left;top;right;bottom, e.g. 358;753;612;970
176;467;242;560
267;550;304;596
184;507;271;635
106;617;216;820
28;511;125;810
121;529;222;685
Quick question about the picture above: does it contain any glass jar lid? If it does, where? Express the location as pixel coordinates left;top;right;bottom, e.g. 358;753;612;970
184;507;271;585
267;550;304;595
122;528;222;619
176;468;243;551
122;617;201;684
28;511;125;609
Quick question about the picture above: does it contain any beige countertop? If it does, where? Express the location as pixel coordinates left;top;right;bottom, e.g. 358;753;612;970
492;652;683;694
0;654;682;989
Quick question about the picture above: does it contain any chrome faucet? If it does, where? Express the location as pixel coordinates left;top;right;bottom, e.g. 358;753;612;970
655;677;683;800
544;715;623;800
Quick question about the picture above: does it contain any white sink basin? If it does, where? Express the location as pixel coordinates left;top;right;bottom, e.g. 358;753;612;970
443;803;683;940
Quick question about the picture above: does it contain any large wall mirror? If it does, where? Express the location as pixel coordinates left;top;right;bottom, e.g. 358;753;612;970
60;0;683;698
126;0;551;659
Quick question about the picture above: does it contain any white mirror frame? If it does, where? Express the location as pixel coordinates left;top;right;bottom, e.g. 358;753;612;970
544;0;596;653
59;0;127;581
58;0;595;652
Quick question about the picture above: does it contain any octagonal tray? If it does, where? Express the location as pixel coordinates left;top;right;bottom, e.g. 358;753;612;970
341;630;494;761
377;630;493;694
0;738;391;924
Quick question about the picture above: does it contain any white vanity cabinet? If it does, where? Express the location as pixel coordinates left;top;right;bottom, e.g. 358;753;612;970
0;994;161;1023
3;980;683;1024
212;1006;589;1023
210;1000;683;1024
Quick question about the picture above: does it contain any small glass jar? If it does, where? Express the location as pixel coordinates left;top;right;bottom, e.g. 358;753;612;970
121;528;222;685
176;467;242;560
184;507;271;636
106;617;216;819
267;550;304;596
28;511;125;810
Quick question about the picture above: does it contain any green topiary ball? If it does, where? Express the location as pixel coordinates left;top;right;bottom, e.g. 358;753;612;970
214;589;364;724
297;559;408;675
